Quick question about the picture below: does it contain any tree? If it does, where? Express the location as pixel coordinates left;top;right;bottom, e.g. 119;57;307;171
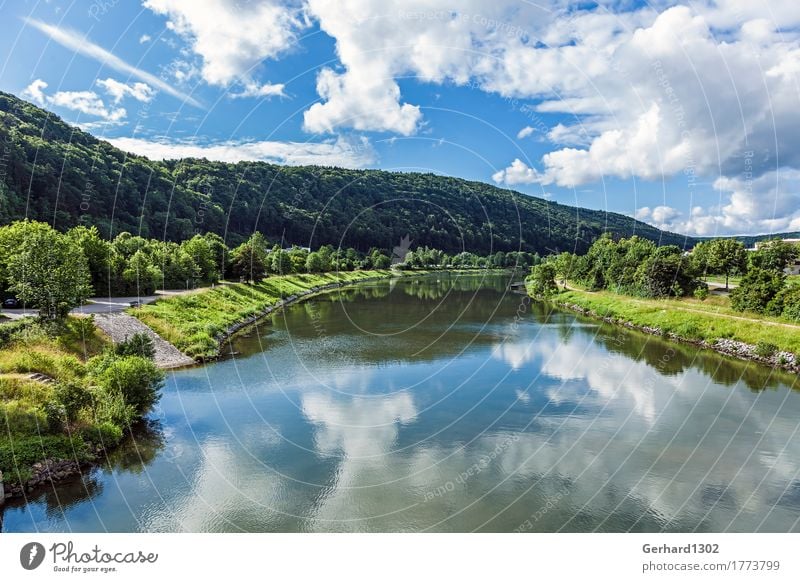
181;234;218;284
229;234;269;282
6;223;91;319
306;251;326;273
271;249;293;275
552;252;577;289
749;239;798;272
634;246;697;298
66;225;114;295
706;238;747;289
730;267;785;313
528;263;558;297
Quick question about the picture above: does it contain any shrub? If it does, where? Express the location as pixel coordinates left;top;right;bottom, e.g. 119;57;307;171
91;388;137;428
81;422;124;449
0;435;89;484
693;286;709;301
114;332;156;359
54;381;93;423
730;268;785;313
89;354;164;414
754;341;779;359
0;401;46;435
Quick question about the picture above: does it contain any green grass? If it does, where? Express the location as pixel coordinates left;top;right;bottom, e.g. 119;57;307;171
133;270;411;359
0;317;160;488
546;286;800;355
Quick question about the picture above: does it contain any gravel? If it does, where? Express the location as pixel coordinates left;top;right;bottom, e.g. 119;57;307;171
93;312;195;369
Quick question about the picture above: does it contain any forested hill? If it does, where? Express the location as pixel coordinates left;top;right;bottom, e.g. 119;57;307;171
0;91;693;253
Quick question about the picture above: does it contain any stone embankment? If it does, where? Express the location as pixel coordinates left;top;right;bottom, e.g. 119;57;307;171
93;312;195;369
554;300;800;373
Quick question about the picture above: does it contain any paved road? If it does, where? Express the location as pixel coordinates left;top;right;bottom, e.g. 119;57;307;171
0;286;223;320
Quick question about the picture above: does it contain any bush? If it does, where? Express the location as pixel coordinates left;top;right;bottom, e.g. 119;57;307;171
54;381;93;423
81;422;124;448
91;388;137;427
693;286;709;301
114;332;156;359
88;354;164;414
754;341;779;358
528;263;558;297
730;268;785;313
0;401;46;435
0;435;90;484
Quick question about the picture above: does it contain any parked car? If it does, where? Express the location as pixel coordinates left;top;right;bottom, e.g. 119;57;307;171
2;297;19;308
129;300;142;308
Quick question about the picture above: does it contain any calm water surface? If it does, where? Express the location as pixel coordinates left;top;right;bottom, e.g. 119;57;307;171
3;273;800;532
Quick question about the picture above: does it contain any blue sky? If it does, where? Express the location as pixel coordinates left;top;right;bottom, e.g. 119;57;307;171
1;0;799;236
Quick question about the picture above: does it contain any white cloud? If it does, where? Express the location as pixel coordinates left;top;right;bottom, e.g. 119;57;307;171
139;34;152;44
108;135;376;168
143;0;304;87
22;79;48;104
492;158;541;186
516;126;535;139
48;90;126;121
634;169;800;236
97;78;155;103
303;66;421;135
229;81;286;99
25;18;201;108
23;78;127;122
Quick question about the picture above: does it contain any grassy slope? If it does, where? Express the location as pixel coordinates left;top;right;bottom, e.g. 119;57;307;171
549;286;800;354
133;270;407;359
0;318;110;484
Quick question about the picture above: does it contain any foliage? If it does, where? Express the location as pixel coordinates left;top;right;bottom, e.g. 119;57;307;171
0;90;691;257
114;332;156;359
0;435;90;484
749;239;798;272
754;341;778;358
1;220;92;319
528;263;559;297
730;268;785;313
88;354;164;415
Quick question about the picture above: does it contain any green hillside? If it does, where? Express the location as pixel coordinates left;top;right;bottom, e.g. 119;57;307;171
0;91;693;253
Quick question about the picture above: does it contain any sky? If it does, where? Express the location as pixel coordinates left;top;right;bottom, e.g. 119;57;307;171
1;0;799;237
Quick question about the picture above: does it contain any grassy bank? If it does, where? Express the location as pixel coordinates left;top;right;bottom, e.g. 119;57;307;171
0;317;163;489
545;286;800;357
132;270;411;360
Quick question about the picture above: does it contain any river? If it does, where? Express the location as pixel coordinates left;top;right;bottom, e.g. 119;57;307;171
3;272;800;532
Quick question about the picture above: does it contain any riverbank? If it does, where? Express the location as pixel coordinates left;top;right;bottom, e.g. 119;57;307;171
536;286;800;373
132;269;496;362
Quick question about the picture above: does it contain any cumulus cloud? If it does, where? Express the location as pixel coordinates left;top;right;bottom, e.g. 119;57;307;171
97;78;155;103
143;0;303;88
48;91;126;122
22;79;48;104
492;158;541;186
634;169;800;236
139;34;152;44
23;79;126;122
108;135;376;168
516;126;535;139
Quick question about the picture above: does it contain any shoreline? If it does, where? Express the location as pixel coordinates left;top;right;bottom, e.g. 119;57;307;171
539;291;800;374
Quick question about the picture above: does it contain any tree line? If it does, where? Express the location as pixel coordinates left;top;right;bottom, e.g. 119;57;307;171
529;234;800;322
0;220;535;320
